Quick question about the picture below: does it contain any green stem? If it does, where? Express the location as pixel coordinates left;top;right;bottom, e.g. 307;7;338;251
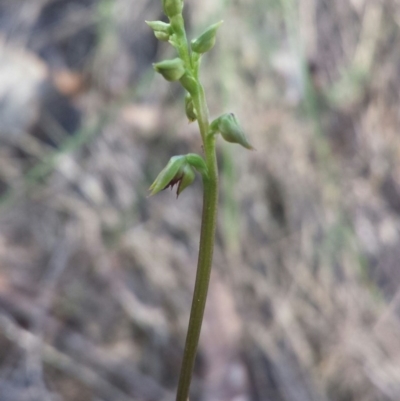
171;15;192;68
175;84;219;400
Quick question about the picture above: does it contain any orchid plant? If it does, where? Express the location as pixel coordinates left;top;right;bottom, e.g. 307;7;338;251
147;1;252;399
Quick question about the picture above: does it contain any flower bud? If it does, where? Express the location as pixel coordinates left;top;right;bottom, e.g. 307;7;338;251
162;0;183;18
164;33;179;49
155;31;170;41
146;20;172;41
149;156;186;196
179;73;197;94
153;58;186;81
212;113;254;150
146;20;171;33
191;21;223;54
185;93;197;122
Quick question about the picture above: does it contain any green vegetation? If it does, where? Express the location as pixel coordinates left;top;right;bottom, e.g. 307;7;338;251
147;1;252;400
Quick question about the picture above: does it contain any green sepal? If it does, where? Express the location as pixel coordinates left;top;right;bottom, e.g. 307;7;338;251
179;73;198;94
146;21;171;41
169;15;185;36
185;93;197;122
168;33;179;48
155;31;170;41
211;113;254;150
153;58;186;81
177;165;195;196
191;21;223;54
185;153;208;180
149;155;186;196
146;20;171;33
162;0;183;18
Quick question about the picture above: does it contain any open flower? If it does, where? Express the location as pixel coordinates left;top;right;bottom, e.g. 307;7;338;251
164;164;195;196
149;156;195;197
149;154;208;197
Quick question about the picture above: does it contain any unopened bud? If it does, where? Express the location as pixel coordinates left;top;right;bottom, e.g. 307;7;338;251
146;20;171;33
179;73;197;94
168;33;179;48
146;20;172;41
162;0;183;18
153;58;186;81
211;113;254;150
191;21;223;54
155;31;170;41
185;93;197;122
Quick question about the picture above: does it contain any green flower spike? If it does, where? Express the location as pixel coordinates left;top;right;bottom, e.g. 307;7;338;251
211;113;254;150
145;3;250;400
191;21;223;54
162;0;183;18
153;58;186;81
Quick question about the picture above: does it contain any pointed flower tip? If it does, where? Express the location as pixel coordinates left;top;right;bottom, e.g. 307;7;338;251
148;183;158;197
213;113;254;150
147;188;155;198
191;20;223;54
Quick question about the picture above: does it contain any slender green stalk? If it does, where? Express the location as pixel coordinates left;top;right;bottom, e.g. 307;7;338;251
147;2;252;399
176;88;218;401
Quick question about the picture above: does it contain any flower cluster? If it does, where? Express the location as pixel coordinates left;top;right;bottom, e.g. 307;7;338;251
148;0;252;198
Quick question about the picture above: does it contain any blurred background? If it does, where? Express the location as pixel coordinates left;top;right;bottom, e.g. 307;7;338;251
0;0;399;400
